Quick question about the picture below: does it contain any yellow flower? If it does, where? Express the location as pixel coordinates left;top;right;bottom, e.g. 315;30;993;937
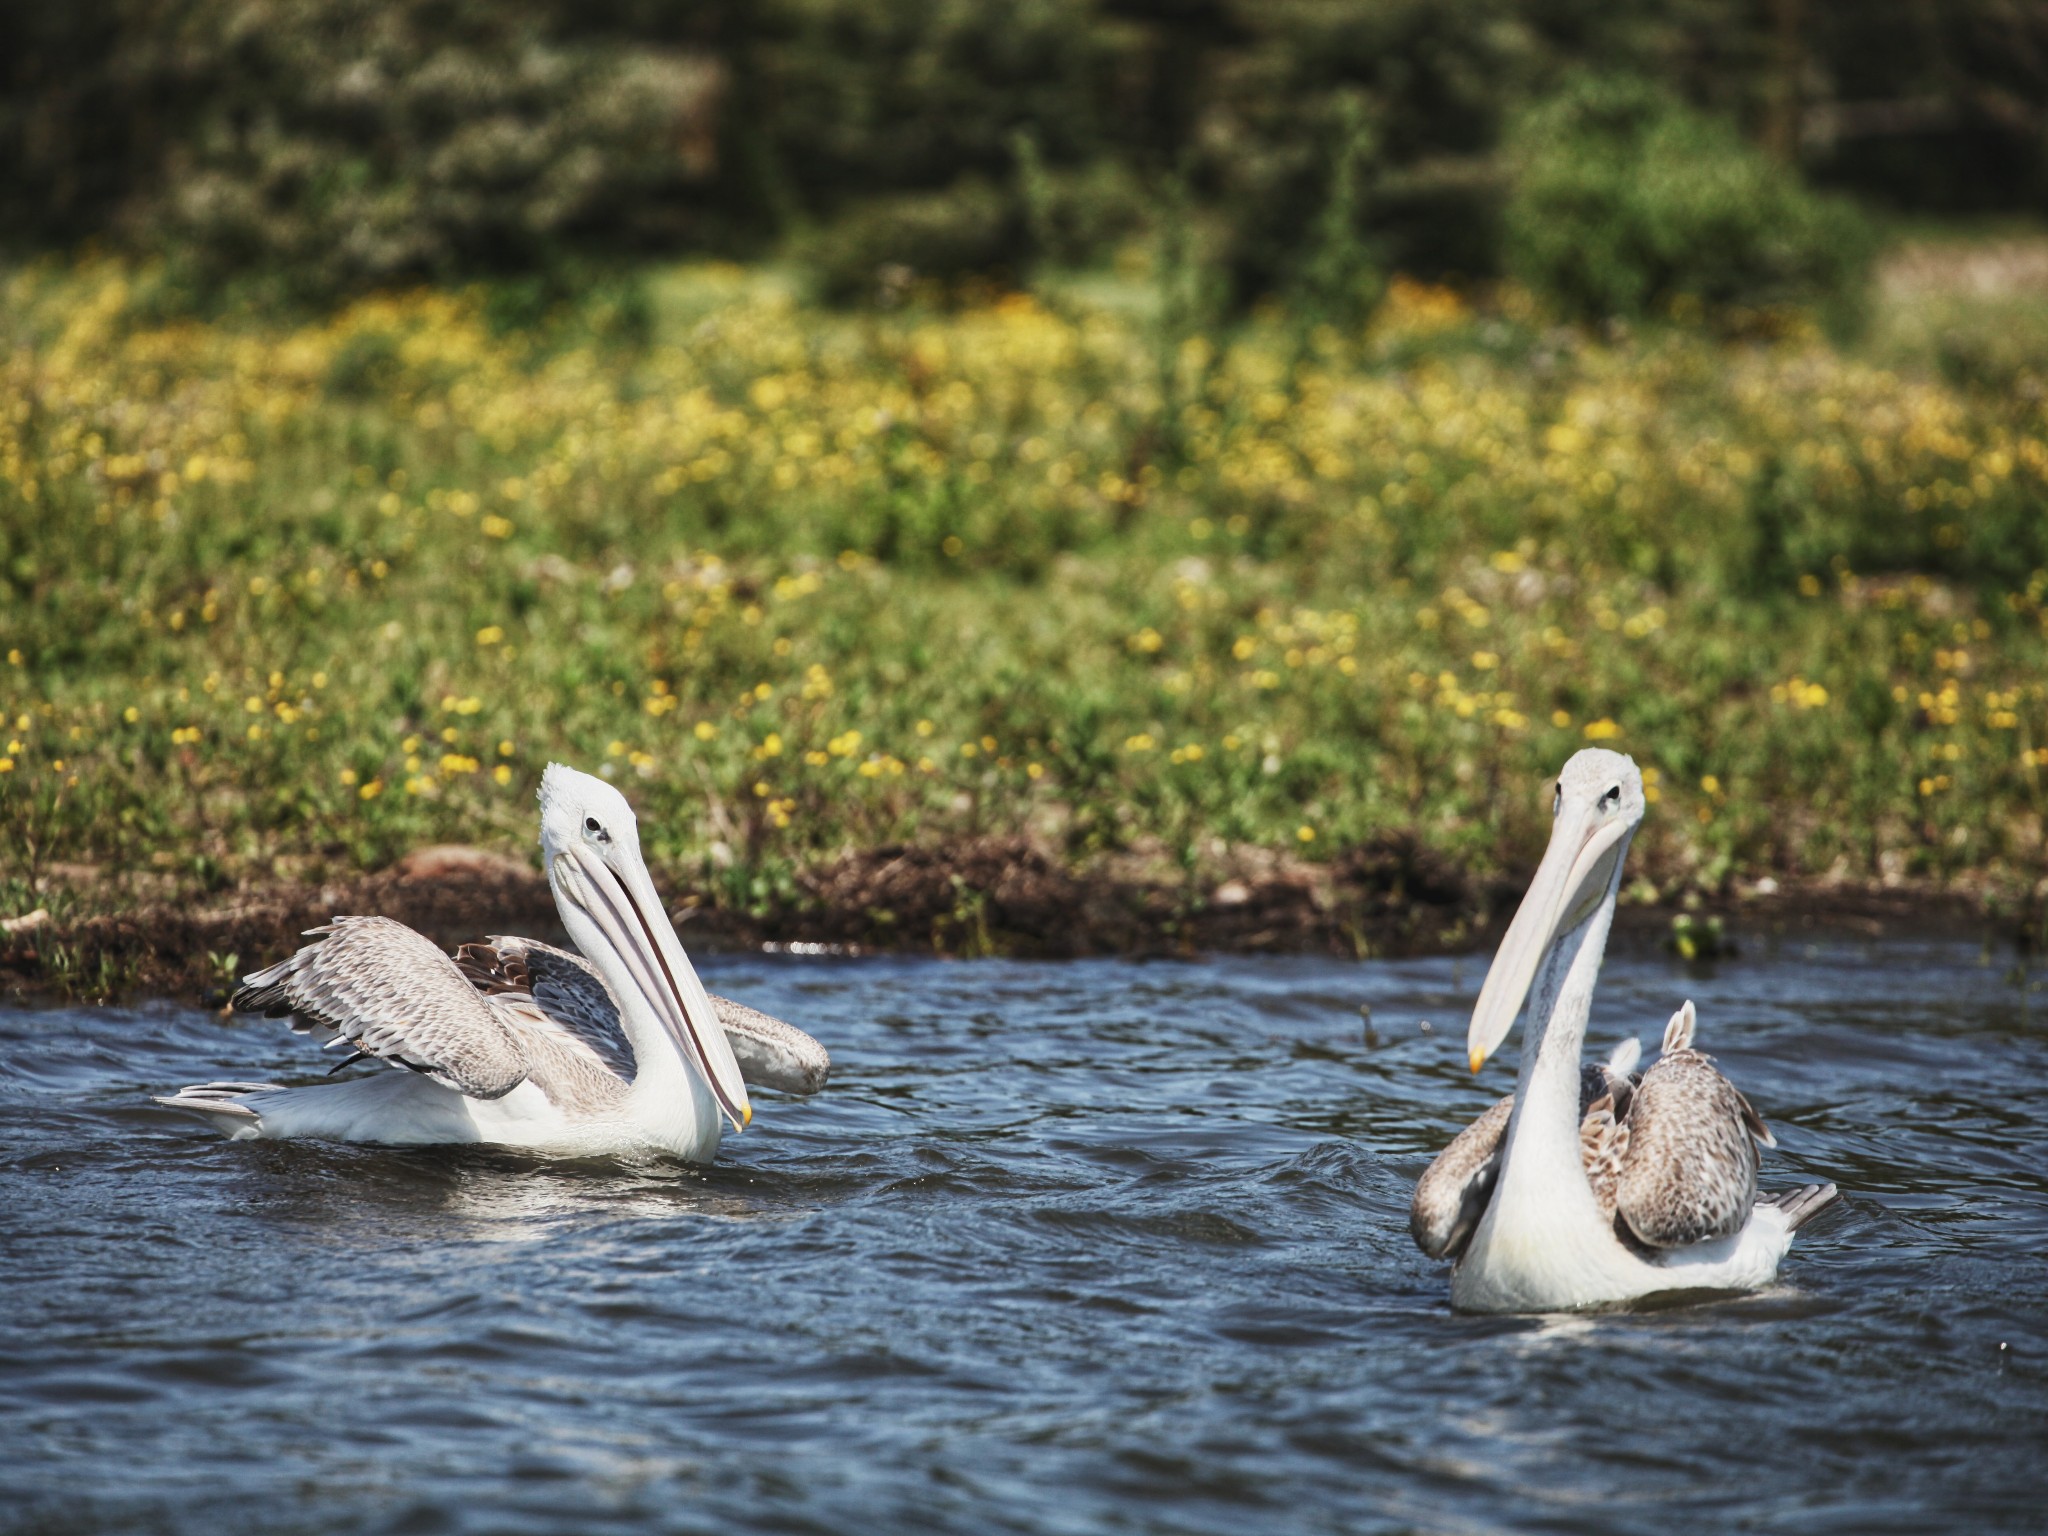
492;764;512;785
1297;825;1316;843
1583;718;1623;741
476;625;505;646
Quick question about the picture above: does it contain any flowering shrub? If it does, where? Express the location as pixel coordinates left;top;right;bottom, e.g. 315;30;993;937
1;261;2044;920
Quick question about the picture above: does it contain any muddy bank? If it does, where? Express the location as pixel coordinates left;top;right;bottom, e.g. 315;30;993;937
0;833;2027;1005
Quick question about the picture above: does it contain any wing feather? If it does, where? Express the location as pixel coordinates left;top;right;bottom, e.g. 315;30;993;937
233;916;530;1099
456;938;633;1077
457;937;832;1096
1411;1095;1511;1260
1412;1047;1647;1263
1615;1047;1763;1248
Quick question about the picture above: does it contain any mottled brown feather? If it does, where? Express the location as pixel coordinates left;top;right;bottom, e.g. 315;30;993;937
1614;1045;1762;1248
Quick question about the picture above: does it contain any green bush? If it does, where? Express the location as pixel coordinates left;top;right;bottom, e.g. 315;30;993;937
83;0;725;299
1503;74;1874;325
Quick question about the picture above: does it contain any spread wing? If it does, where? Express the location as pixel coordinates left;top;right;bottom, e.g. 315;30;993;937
456;936;832;1096
233;916;531;1099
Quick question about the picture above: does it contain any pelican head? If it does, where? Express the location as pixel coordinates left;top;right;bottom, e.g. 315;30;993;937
537;764;751;1131
1466;749;1644;1074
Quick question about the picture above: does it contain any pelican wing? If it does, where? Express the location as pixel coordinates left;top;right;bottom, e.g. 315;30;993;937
233;916;531;1099
1411;1055;1644;1262
1614;1046;1765;1248
1411;1095;1511;1260
456;936;832;1096
456;937;634;1077
707;996;832;1097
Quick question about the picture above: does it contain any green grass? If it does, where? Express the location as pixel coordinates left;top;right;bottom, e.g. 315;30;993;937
3;252;2047;940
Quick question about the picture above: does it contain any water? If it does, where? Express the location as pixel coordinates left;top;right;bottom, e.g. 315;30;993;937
2;937;2043;1535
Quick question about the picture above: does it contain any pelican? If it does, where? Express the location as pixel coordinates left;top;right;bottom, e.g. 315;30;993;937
1410;749;1836;1312
155;764;829;1160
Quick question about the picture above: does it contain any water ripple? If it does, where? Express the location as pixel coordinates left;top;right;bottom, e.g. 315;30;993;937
1;941;2043;1534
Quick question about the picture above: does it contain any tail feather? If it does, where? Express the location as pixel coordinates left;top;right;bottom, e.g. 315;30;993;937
1757;1181;1838;1232
152;1082;284;1138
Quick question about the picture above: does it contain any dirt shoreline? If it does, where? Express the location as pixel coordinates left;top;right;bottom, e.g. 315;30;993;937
1;834;2032;1006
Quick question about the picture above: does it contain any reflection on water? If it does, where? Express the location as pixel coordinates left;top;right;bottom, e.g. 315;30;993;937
1;936;2043;1534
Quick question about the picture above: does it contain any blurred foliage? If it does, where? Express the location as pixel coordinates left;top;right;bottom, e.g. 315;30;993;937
1502;74;1875;327
4;1;2046;312
3;261;2047;921
0;0;726;302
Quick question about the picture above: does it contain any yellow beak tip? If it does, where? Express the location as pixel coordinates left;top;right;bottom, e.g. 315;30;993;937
741;1104;752;1128
1468;1050;1487;1074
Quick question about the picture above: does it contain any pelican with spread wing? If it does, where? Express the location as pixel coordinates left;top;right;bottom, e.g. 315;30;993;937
1411;749;1836;1312
156;764;829;1161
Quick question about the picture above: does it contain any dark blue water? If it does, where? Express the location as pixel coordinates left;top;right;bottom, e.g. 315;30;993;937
2;938;2043;1535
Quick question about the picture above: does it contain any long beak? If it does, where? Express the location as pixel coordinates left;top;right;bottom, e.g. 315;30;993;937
1466;802;1632;1074
559;841;753;1132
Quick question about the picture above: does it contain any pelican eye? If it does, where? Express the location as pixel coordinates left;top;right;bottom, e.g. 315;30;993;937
1550;780;1561;816
584;815;610;842
1600;784;1621;809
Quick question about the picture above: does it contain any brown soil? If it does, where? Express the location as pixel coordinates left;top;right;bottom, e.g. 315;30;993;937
0;833;2027;1006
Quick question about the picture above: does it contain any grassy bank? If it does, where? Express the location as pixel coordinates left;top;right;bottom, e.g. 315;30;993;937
3;250;2047;983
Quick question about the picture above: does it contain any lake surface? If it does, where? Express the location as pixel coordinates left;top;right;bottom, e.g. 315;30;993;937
2;936;2043;1535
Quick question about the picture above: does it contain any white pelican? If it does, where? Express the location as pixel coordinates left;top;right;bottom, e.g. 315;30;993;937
1410;749;1836;1312
155;764;829;1160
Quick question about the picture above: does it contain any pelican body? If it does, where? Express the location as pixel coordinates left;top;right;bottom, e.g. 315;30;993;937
156;765;829;1160
1413;750;1836;1312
